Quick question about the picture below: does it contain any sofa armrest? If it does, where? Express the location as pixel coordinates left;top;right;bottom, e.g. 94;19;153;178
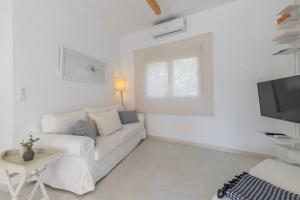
33;133;95;157
137;113;145;124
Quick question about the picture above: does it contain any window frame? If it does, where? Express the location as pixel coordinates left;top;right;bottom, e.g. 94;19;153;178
134;32;214;116
145;57;200;99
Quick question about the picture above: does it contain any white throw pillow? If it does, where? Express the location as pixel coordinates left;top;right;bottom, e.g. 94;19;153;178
85;104;123;115
41;110;88;134
90;109;122;136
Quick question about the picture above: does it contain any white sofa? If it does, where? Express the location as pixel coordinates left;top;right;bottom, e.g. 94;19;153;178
34;105;147;195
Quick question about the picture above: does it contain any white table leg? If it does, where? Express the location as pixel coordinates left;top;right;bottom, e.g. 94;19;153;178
27;181;39;200
27;169;50;200
4;169;50;200
4;170;26;200
39;182;49;200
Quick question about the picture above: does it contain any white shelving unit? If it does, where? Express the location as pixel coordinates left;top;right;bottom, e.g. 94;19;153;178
267;1;300;165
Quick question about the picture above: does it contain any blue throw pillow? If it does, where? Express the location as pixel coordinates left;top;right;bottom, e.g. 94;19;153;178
118;111;139;124
71;120;97;146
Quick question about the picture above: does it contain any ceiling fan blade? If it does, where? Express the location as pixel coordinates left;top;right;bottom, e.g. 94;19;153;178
146;0;161;16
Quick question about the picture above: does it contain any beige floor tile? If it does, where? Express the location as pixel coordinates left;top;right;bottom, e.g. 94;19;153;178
0;138;262;200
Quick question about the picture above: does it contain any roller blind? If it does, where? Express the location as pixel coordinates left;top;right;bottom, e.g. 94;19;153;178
134;33;214;115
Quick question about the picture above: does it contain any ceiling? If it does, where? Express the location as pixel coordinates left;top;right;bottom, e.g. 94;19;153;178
86;0;236;36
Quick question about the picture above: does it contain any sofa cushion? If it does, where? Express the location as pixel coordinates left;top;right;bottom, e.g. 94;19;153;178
94;122;144;160
118;111;139;124
85;105;123;115
86;105;123;136
90;110;122;136
71;120;97;145
41;110;88;134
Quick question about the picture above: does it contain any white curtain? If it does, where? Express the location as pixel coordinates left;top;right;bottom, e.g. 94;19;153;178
134;32;214;115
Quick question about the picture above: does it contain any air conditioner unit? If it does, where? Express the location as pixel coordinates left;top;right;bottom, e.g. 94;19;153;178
152;17;186;39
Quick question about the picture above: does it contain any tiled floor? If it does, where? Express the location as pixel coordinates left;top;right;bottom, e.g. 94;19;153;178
0;139;262;200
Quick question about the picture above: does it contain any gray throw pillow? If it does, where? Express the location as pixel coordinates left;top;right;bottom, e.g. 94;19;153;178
71;120;97;146
118;111;139;124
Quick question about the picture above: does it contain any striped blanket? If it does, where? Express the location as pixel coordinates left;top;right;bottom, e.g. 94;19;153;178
217;172;300;200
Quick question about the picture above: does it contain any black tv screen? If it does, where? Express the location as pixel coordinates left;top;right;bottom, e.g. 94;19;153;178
257;75;300;123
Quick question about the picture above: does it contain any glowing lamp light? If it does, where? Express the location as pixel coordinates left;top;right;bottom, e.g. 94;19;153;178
115;78;126;106
115;78;125;92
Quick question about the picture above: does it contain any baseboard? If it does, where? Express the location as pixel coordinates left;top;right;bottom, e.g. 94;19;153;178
0;183;8;192
148;135;275;159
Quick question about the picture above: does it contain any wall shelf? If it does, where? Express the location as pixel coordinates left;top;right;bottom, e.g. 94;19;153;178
273;48;300;55
277;37;300;44
278;5;300;16
273;30;300;44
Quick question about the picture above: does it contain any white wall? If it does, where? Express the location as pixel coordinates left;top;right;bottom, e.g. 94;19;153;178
0;0;13;183
121;0;293;156
13;0;121;145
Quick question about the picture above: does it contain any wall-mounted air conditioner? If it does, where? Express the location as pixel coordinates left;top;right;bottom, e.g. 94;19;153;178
152;17;186;39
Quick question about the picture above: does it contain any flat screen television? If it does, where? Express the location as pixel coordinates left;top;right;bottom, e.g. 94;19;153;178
257;75;300;123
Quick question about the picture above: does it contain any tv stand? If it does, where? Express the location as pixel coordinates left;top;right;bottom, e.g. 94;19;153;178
265;132;286;136
262;132;300;165
263;132;299;147
264;132;290;139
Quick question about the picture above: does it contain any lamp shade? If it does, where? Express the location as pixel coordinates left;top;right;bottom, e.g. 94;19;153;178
115;78;125;91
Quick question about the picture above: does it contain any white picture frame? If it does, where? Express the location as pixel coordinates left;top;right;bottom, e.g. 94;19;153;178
59;46;106;84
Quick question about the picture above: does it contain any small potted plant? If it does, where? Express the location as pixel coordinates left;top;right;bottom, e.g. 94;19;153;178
20;135;40;162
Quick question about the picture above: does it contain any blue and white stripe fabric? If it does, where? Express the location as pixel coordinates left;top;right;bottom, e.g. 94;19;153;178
218;172;300;200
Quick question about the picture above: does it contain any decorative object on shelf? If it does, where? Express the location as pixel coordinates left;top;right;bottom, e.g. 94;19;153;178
277;13;291;25
273;48;300;55
115;78;126;106
59;46;106;84
277;5;300;29
20;135;40;162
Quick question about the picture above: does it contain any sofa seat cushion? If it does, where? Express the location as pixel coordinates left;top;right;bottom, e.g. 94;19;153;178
119;122;144;143
95;132;121;161
94;122;144;160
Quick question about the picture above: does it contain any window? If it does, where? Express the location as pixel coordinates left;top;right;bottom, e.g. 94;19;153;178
135;33;214;115
146;58;199;98
146;62;168;98
173;57;199;97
